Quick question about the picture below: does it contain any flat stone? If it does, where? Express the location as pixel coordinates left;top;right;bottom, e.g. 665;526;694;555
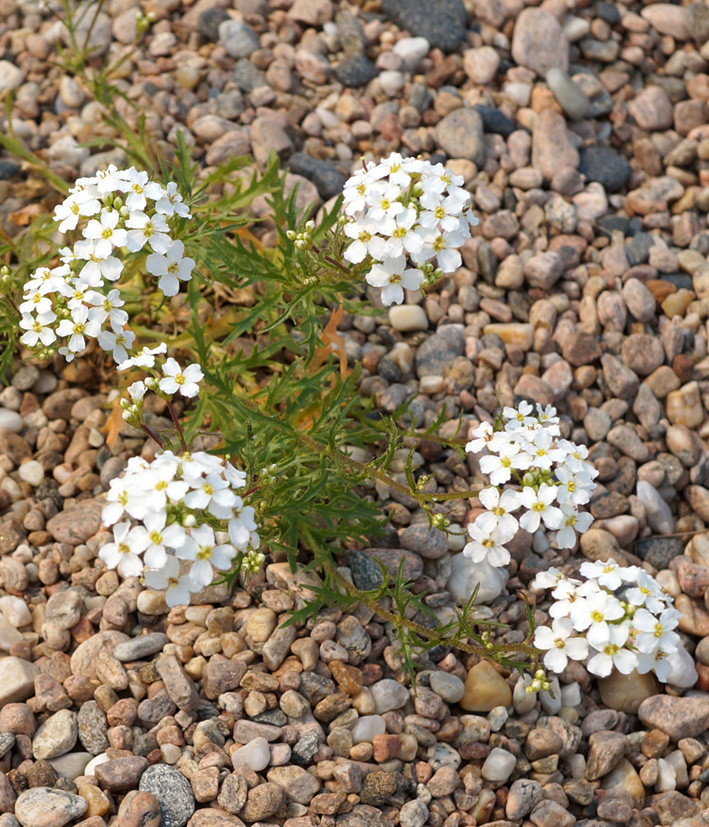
638;695;709;740
0;657;38;707
46;499;102;546
95;757;148;792
434;108;485;165
116;790;161;827
381;0;467;52
579;147;631;193
113;633;169;662
14;787;87;827
32;710;77;761
585;731;630;779
267;766;322;804
70;631;129;680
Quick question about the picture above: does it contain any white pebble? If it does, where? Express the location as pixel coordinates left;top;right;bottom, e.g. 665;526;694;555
665;644;698;689
513;674;536;715
636;480;675;534
656;757;676;792
560;682;582;707
447;553;508;606
231;737;270;771
0;615;22;651
392;36;430;69
351;714;386;744
0;595;31;627
371;679;410;714
482;747;517;782
488;706;509;732
84;753;110;776
388;305;428;332
18;460;45;487
540;676;562;715
0;408;23;433
161;744;182;764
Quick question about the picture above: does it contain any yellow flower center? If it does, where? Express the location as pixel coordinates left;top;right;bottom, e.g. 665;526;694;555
118;542;130;555
604;644;619;656
358;231;372;242
144;223;154;237
149;531;163;544
197;547;212;560
381;198;390;210
591;610;604;623
155;480;168;490
554;638;565;649
532;501;545;512
175;373;185;385
435;206;445;219
203;482;214;495
73;322;85;334
393;227;407;238
433;236;445;251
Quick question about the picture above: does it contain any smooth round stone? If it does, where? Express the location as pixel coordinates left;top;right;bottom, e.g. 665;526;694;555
0;596;31;627
388;305;428;332
139;764;195;827
18;460;44;486
460;661;512;712
48;752;92;780
0;409;22;433
636;480;675;534
482;747;517;782
696;636;709;665
351;715;386;744
665;644;698;689
231;737;270;772
430;672;465;704
370;679;410;713
597;670;659;714
447;553;508;605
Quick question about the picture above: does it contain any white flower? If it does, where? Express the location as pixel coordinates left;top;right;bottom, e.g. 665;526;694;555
128;381;146;401
556;465;593;506
20;291;53;316
626;570;669;614
463;520;512;567
228;506;259;550
73;239;123;283
466;421;495;455
99;520;149;578
571;589;625;644
587;624;637;677
117;342;167;370
518;483;563;532
155;182;190;218
635;648;673;682
159;358;203;398
365;256;423;306
129;512;187;569
54;193;100;233
97;326;136;364
383;209;425;259
146;240;195;296
556;504;593;549
579;559;623;591
55;304;104;353
535;617;589;672
177;525;235;588
480;441;533;486
343;219;387;263
524;430;567;471
502;401;535;429
633;607;680;654
103;477;149;525
124;169;165;211
19;312;57;347
477;486;521;537
125;211;171;254
530;567;566;591
143;555;194;607
83;209;128;258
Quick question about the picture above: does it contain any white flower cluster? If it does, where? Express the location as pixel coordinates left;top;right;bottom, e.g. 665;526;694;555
532;560;680;681
19;166;194;364
464;402;598;567
100;450;261;606
342;153;478;306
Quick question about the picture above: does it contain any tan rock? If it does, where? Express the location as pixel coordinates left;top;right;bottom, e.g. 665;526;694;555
597;670;659;714
460;661;512;712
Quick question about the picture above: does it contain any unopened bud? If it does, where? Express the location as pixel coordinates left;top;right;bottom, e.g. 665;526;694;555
119;398;130;409
121;410;132;421
286;230;297;240
183;513;197;527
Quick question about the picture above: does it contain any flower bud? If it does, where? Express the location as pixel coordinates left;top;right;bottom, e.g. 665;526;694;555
183;513;196;527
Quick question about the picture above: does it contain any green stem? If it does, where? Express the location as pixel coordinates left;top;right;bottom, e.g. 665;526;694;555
326;563;539;660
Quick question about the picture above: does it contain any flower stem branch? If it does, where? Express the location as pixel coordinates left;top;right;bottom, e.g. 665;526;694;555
166;398;189;453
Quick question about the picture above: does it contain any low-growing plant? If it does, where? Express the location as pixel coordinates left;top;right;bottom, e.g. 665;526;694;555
0;0;681;690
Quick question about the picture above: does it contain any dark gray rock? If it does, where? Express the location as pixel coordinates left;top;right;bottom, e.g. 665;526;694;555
579;147;631;193
232;58;268;92
346;549;384;591
139;764;195;827
474;105;516;137
288;152;347;201
415;327;465;377
636;536;684;569
335;53;377;87
381;0;467;52
625;232;655;266
197;7;229;41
